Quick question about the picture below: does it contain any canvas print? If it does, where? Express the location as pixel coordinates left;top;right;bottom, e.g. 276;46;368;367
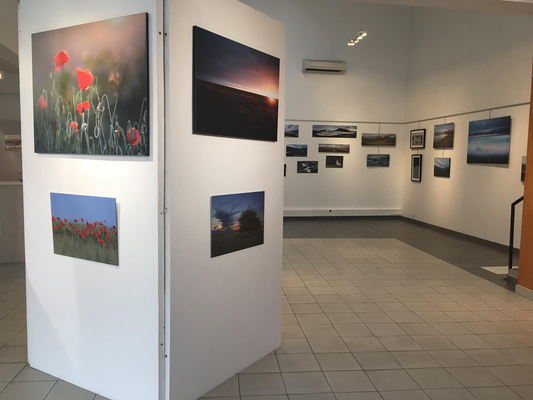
412;154;423;182
326;156;343;168
522;157;527;183
285;125;299;138
312;125;357;138
4;135;21;152
361;133;396;146
434;122;455;149
193;26;280;142
286;144;308;157
434;157;451;178
367;154;390;167
297;161;318;173
50;193;118;266
467;116;511;164
318;144;350;153
211;191;265;258
410;129;426;149
32;14;149;155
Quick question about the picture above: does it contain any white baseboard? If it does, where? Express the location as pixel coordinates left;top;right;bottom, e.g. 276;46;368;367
284;208;401;217
516;285;533;301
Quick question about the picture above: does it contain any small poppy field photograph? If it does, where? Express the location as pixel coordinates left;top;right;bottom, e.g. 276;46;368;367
32;13;149;156
50;193;118;266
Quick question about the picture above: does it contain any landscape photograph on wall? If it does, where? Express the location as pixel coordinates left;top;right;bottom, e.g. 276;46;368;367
326;156;343;168
50;193;118;266
367;154;390;167
361;133;396;146
286;144;308;157
434;157;451;178
467;116;511;164
4;135;21;152
193;26;280;142
433;122;455;148
410;129;426;149
211;191;265;258
285;125;299;138
523;157;527;183
32;13;149;156
297;161;318;173
312;125;357;138
318;144;350;153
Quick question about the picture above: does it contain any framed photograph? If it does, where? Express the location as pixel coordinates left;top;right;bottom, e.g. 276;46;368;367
318;143;349;153
522;157;526;183
361;133;396;147
286;144;307;157
467;116;511;164
4;135;21;152
411;154;423;182
434;122;454;149
284;164;286;177
325;156;343;168
434;157;451;178
410;129;426;149
285;125;299;138
193;26;280;142
312;125;357;138
297;161;318;173
367;154;390;167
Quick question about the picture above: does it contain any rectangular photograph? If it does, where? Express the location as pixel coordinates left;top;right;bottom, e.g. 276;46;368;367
193;26;280;142
32;13;149;155
410;129;426;149
286;144;308;157
522;157;527;183
326;156;343;168
50;193;118;266
285;125;299;138
312;125;357;138
361;133;396;146
211;191;265;258
434;157;451;178
4;135;21;152
411;154;423;182
434;122;455;149
367;154;390;167
467;116;511;164
318;143;350;153
297;161;318;173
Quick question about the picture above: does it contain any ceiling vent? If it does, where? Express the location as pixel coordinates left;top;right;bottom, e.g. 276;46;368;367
302;59;347;74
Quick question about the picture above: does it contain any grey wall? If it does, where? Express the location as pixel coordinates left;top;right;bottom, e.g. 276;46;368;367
0;185;24;263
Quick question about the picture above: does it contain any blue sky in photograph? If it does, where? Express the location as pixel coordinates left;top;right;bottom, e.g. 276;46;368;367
469;116;511;137
211;191;265;231
287;144;307;150
435;158;451;169
51;193;117;226
435;122;454;134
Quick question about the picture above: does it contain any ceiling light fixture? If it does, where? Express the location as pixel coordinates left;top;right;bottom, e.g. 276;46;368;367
347;29;367;46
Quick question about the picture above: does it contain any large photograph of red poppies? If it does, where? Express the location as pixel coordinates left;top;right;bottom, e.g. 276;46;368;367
193;26;280;142
32;14;149;155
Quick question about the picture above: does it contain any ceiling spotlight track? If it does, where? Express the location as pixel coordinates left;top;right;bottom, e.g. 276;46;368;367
347;29;367;46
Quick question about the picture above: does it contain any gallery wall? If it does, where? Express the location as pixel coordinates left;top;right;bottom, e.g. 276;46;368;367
18;1;163;399
166;0;285;399
0;121;22;181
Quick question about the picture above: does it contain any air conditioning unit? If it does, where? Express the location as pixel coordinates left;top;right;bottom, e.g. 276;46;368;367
302;59;347;74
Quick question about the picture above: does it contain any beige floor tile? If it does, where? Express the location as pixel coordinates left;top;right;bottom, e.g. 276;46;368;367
315;353;361;371
427;350;479;367
463;349;516;366
295;314;329;325
276;339;313;354
380;390;430;400
282;326;305;339
367;369;419;391
378;336;422;351
282;372;331;394
308;338;349;353
334;324;373;337
0;362;25;382
500;347;533;364
412;335;457;351
344;337;387;353
446;367;504;388
0;381;55;400
445;335;493;349
391;351;440;369
468;386;523;400
353;351;402;370
0;346;27;363
202;376;239;397
485;365;533;386
13;365;57;382
327;314;362;325
43;380;95;400
239;373;286;396
277;354;320;372
407;368;462;389
324;370;375;392
424;388;477;400
398;323;440;336
478;334;528;348
241;355;280;374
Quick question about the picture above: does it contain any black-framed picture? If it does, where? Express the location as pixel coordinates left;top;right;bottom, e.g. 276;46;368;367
297;161;318;173
434;157;451;178
467;116;511;164
434;123;454;149
286;144;307;157
193;26;280;142
411;154;423;182
522;157;526;183
284;164;287;177
318;144;350;153
362;133;396;147
367;154;390;167
325;156;343;168
410;129;426;149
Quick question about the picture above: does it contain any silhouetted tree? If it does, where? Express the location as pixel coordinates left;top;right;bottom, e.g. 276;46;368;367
239;207;261;234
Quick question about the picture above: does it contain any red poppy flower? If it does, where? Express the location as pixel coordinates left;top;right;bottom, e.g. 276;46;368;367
53;50;69;72
64;218;68;222
81;218;84;222
62;236;64;240
52;216;56;222
69;121;79;133
76;101;91;116
76;68;94;91
37;96;47;110
127;127;140;146
74;219;78;222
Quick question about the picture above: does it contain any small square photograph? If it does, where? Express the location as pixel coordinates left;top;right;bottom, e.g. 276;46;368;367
297;161;318;173
434;157;451;178
410;129;426;149
325;156;343;168
286;144;308;157
285;125;299;138
434;122;455;149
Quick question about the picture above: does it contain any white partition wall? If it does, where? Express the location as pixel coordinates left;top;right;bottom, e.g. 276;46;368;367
18;1;164;399
166;0;285;399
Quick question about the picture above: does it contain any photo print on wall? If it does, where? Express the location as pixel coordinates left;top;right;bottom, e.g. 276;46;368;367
193;26;280;142
286;144;308;157
285;125;299;138
326;156;343;168
434;122;455;149
4;135;21;152
367;154;390;167
410;129;426;149
312;125;357;138
411;154;423;182
297;161;318;173
318;144;350;153
467;116;511;164
32;13;149;155
361;133;396;147
50;193;118;266
211;191;265;258
522;157;527;183
434;157;451;178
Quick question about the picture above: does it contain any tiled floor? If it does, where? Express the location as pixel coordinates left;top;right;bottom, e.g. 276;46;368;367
202;238;533;400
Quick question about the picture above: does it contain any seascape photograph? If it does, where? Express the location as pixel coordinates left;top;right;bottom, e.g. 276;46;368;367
467;116;511;164
361;134;396;147
434;157;451;178
367;154;390;167
312;125;357;138
286;144;308;157
434;122;455;149
285;125;299;138
318;144;350;153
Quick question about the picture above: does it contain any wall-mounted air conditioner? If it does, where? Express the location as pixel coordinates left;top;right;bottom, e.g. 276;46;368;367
302;59;347;74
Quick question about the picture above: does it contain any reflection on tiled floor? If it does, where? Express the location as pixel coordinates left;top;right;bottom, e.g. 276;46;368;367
202;238;533;400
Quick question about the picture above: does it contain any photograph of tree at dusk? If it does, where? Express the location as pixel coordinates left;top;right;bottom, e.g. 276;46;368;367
193;26;280;142
211;191;265;258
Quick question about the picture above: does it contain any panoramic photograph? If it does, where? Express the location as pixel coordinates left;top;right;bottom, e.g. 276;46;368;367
434;122;455;148
326;156;343;168
318;144;350;153
50;193;118;266
434;157;451;178
523;157;527;183
32;14;149;156
193;26;280;142
467;116;511;164
312;125;357;138
297;161;318;173
367;154;390;167
285;125;299;138
286;144;308;157
211;191;265;258
361;133;396;146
